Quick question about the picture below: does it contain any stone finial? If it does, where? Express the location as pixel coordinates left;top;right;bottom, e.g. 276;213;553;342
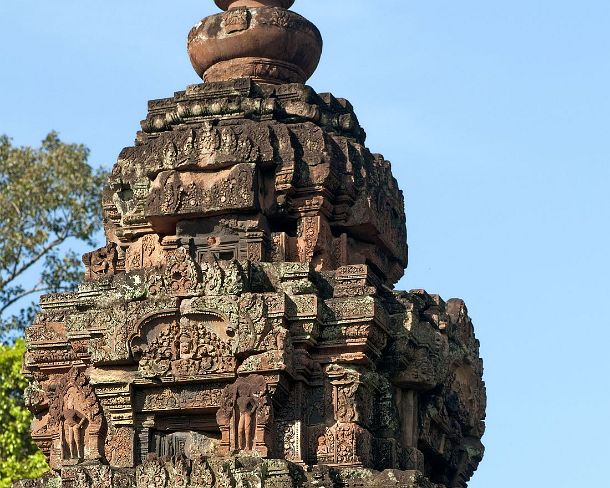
215;0;295;9
188;0;322;84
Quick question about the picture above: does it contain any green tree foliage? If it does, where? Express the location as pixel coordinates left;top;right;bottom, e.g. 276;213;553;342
0;133;104;485
0;133;106;341
0;339;48;487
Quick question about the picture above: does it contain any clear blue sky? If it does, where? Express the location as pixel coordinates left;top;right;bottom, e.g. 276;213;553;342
1;1;609;486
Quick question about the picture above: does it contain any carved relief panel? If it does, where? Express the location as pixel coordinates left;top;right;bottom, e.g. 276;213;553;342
125;234;164;271
131;312;235;380
146;163;259;220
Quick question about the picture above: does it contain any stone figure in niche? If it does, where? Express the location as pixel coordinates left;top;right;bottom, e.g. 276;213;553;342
317;435;329;456
197;331;217;371
236;387;258;450
221;129;238;155
62;386;87;461
217;375;272;454
45;368;105;469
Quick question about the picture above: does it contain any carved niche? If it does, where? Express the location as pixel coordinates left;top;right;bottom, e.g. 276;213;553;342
216;375;274;456
312;365;375;467
46;368;105;469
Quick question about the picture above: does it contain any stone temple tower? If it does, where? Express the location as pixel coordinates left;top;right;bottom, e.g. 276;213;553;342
20;1;486;487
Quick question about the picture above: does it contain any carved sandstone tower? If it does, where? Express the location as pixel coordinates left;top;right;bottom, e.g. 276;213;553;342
20;1;486;487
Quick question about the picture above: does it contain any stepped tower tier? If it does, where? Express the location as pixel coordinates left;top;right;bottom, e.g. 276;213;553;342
20;2;486;488
103;79;408;286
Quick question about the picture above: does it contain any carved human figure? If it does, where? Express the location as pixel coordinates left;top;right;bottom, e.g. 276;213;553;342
236;389;258;451
177;332;194;360
198;330;217;370
275;329;287;351
336;382;358;422
220;128;238;154
163;142;178;169
201;257;224;294
317;435;329;455
200;124;220;154
141;235;159;268
62;386;87;460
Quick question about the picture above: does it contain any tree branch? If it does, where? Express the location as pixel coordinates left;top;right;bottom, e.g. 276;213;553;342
0;285;49;316
9;244;24;283
1;235;68;289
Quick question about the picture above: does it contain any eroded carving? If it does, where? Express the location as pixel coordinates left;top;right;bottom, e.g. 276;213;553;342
83;243;118;281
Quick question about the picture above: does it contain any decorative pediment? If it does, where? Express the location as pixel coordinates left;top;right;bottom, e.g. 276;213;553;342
130;307;236;380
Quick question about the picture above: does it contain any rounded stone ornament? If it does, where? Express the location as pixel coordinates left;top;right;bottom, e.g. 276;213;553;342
188;4;322;84
215;0;295;10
